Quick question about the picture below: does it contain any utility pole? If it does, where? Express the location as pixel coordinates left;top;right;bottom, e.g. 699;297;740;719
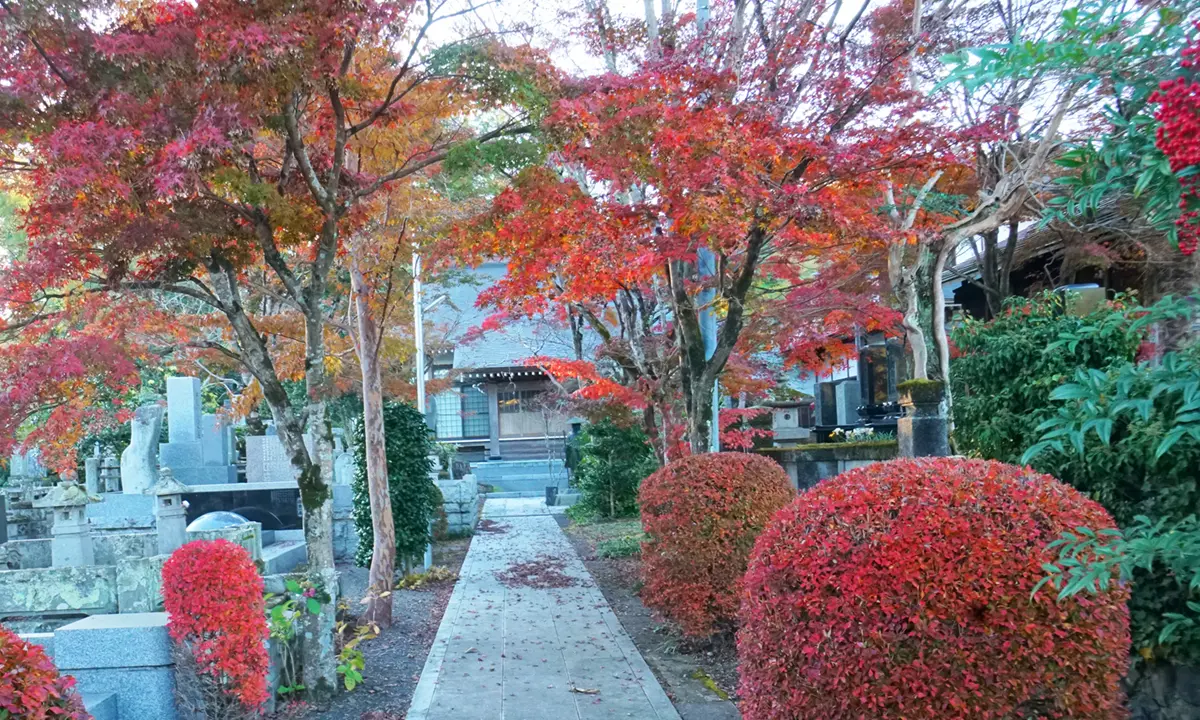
696;0;719;454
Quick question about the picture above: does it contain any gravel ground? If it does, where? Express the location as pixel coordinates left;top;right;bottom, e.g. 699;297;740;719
275;537;470;720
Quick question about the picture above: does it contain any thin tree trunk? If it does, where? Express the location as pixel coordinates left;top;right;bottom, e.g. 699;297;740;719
351;265;396;629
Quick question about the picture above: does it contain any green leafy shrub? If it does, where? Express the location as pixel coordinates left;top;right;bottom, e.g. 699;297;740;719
596;534;642;558
570;420;658;519
639;452;794;637
950;292;1144;464
738;458;1130;720
1026;341;1200;663
351;402;435;568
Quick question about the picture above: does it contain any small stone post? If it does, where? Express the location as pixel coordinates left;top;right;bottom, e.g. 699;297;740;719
897;379;951;458
84;446;101;495
35;481;95;567
148;466;190;556
101;450;121;493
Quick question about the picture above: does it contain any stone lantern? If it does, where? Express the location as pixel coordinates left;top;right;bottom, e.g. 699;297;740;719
147;466;191;556
34;481;96;567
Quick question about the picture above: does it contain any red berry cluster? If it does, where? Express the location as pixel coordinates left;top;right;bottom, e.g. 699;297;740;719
737;458;1130;720
1155;24;1200;255
0;624;89;720
638;452;795;637
162;539;270;709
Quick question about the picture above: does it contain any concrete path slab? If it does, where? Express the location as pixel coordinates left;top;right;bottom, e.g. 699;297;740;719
407;498;681;720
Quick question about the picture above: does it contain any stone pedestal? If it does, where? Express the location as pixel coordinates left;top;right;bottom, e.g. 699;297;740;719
148;467;190;556
35;482;95;567
897;381;950;458
54;613;178;720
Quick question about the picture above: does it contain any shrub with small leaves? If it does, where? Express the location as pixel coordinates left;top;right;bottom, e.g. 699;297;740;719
0;623;88;720
738;458;1130;720
162;539;270;712
352;401;436;568
638;452;794;637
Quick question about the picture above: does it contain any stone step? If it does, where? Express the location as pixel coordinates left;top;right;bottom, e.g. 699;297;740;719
82;691;118;720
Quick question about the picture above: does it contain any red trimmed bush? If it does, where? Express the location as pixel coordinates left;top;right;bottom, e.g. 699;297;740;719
737;457;1130;720
638;452;794;637
0;623;88;720
162;539;269;710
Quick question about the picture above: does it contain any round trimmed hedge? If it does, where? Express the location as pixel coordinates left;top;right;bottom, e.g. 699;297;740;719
638;452;795;637
0;623;88;720
737;457;1130;720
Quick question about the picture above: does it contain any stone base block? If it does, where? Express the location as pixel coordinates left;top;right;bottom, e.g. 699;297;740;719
55;612;172;669
70;666;176;720
170;465;239;486
263;541;307;575
159;441;203;469
82;692;118;720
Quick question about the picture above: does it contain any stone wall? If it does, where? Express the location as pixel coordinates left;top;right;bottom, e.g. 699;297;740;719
1127;662;1200;720
760;442;898;491
94;532;157;566
436;476;481;536
187;521;264;568
116;555;167;614
0;537;52;569
0;565;118;618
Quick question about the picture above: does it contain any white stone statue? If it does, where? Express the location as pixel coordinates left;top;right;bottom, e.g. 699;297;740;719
121;403;163;494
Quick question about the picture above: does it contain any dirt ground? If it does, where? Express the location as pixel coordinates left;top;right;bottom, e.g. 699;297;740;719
562;516;742;720
274;536;471;720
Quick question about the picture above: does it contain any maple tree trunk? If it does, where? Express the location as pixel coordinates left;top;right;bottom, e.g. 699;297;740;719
302;305;339;698
351;266;396;629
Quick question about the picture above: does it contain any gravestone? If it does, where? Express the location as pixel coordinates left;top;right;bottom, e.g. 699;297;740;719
100;451;120;493
814;381;838;426
8;448;47;484
834;379;861;427
159;377;237;486
121;404;163;494
333;452;355;486
84;446;101;495
246;434;297;484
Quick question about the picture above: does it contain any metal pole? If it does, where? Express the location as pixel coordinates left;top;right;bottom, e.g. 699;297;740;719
413;252;426;415
413;252;434;570
697;247;720;453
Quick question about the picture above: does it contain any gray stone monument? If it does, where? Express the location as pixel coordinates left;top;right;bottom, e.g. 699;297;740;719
7;447;47;484
121;403;163;494
897;380;950;458
245;434;297;484
333;451;355;486
147;467;190;556
35;481;95;567
84;445;102;495
834;379;862;427
159;377;237;485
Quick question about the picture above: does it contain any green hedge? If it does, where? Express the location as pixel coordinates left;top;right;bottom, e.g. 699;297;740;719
351;402;435;568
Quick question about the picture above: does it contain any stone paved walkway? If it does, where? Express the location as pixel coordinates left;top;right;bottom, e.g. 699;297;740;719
406;498;681;720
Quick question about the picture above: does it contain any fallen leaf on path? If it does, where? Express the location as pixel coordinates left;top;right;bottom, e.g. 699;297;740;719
570;687;600;695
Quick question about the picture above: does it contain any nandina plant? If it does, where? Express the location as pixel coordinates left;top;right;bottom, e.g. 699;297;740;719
0;623;89;720
638;452;794;637
738;457;1131;720
162;539;269;712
